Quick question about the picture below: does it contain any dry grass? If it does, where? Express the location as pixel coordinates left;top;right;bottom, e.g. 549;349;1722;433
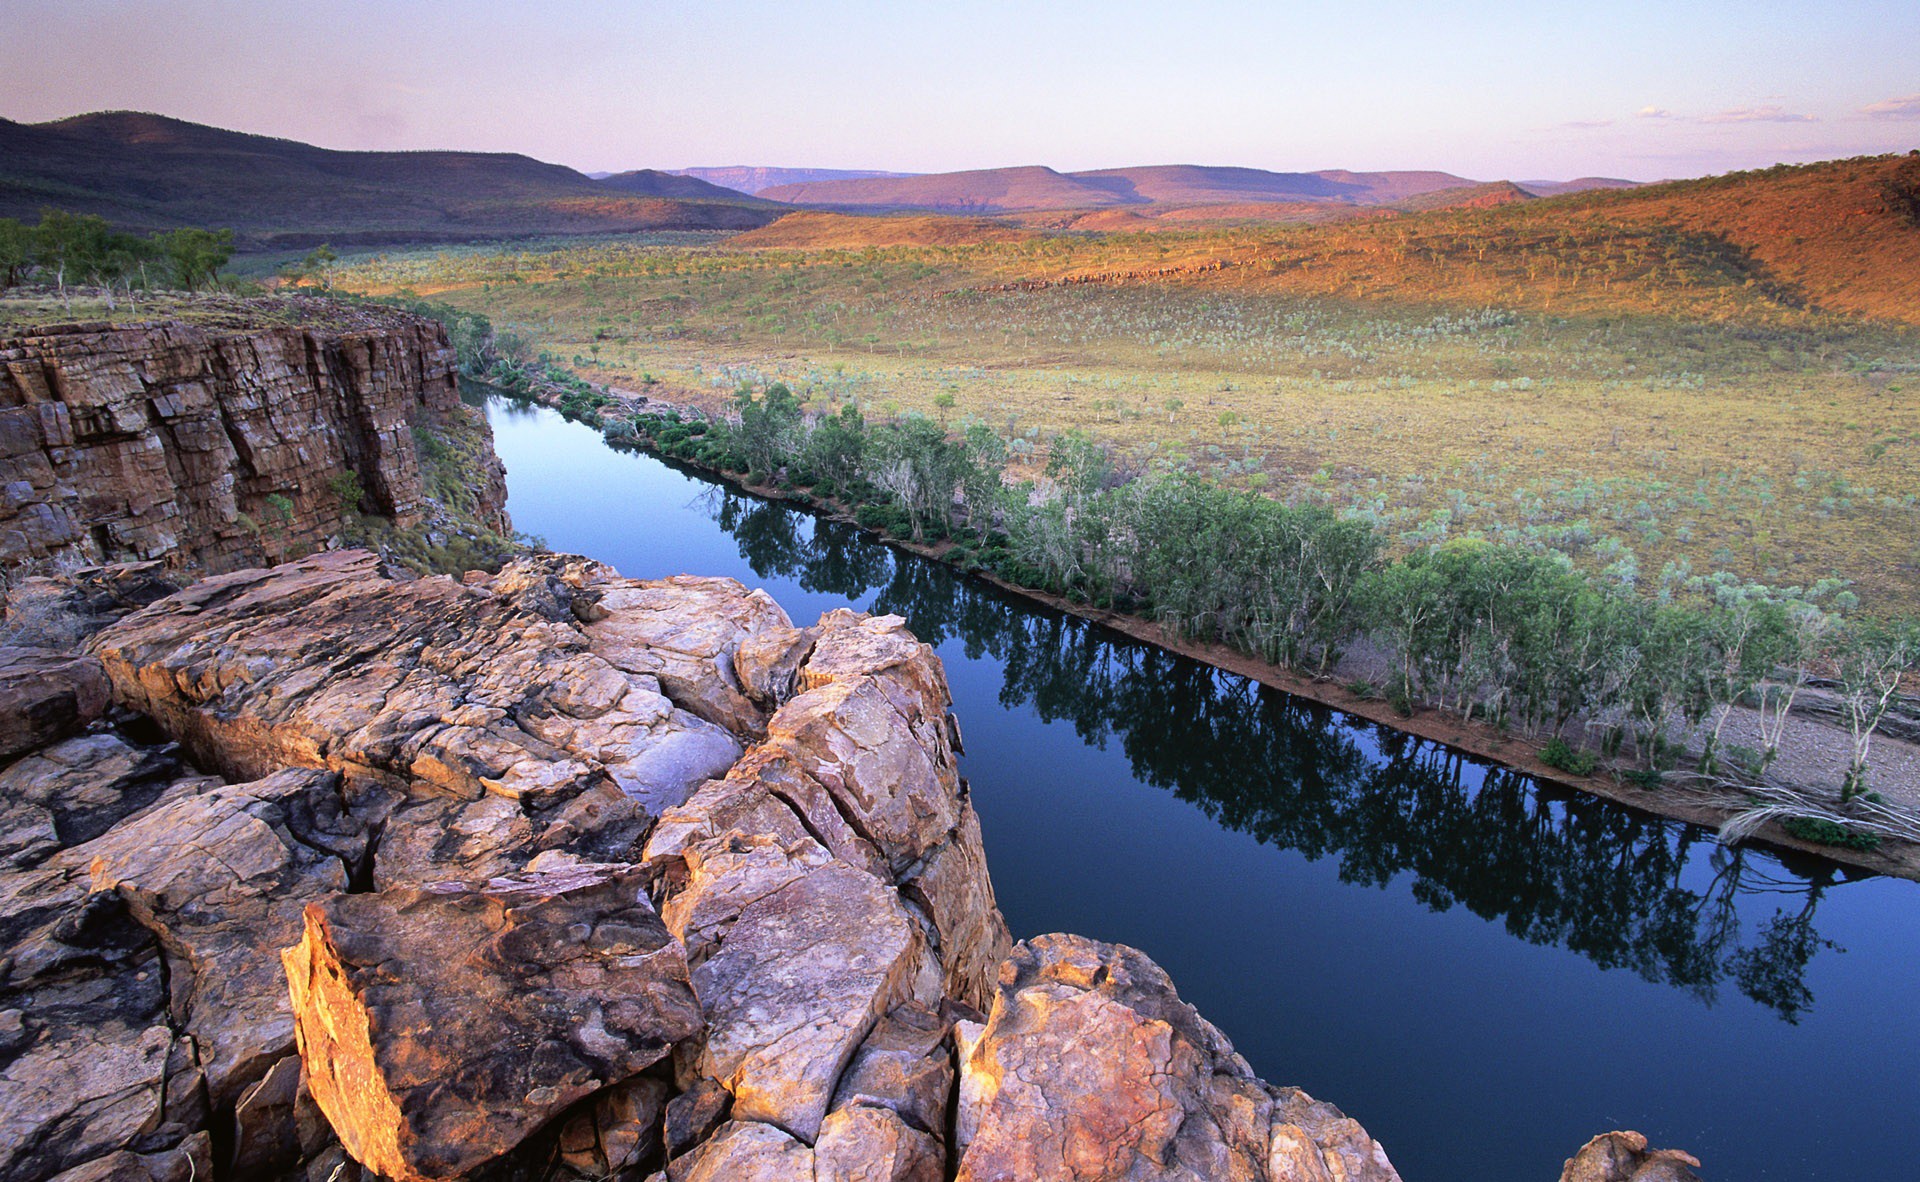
328;154;1920;607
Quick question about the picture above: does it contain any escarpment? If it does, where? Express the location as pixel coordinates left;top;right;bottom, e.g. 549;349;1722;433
0;312;508;581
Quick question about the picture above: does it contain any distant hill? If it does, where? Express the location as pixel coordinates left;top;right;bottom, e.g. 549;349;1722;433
0;111;782;249
672;167;920;195
759;166;1129;212
1517;177;1643;197
1032;154;1920;326
1393;180;1536;212
730;211;1034;249
757;163;1488;212
595;169;763;201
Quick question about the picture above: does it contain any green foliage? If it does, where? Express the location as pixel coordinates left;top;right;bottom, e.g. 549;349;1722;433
327;469;365;514
735;382;805;476
0;219;29;287
153;226;235;291
1539;737;1599;776
1781;816;1881;851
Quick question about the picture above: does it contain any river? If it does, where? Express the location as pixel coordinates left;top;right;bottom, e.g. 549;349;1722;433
482;395;1920;1182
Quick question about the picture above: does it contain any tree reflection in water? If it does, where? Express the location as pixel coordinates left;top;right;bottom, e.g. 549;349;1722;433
703;484;1849;1023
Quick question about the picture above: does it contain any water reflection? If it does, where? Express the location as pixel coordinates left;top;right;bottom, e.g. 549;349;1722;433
703;481;1847;1023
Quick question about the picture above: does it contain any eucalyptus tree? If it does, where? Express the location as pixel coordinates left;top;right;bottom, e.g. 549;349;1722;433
1831;616;1920;799
734;382;804;478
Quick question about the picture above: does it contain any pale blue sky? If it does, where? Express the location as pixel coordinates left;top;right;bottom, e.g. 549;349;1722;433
5;0;1917;180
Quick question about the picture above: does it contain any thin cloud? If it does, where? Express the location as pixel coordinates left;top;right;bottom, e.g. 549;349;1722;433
1861;93;1920;120
1700;104;1817;124
1636;106;1672;120
1561;119;1614;129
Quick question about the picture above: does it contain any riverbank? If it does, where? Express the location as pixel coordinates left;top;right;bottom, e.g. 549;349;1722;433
483;380;1920;882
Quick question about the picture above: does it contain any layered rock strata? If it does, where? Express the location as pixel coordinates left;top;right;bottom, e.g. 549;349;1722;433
0;550;1413;1182
0;315;507;578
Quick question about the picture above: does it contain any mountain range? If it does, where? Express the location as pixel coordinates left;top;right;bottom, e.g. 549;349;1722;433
748;164;1629;212
2;110;1658;250
0;112;779;248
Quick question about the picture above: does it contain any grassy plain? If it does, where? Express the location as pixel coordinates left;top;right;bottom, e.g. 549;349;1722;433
329;156;1920;608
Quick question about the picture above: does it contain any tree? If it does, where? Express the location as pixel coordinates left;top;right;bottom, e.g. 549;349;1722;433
734;382;803;478
0;219;30;288
804;403;867;489
302;243;338;290
153;226;234;291
1831;616;1920;799
32;209;112;302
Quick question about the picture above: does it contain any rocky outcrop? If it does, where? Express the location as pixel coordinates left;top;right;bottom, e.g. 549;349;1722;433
954;935;1397;1182
282;865;702;1182
0;549;1415;1182
1559;1132;1702;1182
0;647;109;763
0;314;508;580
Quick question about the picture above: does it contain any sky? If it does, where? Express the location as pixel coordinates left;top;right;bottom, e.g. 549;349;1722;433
4;0;1918;181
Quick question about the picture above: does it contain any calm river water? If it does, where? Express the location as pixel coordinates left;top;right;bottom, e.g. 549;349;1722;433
483;395;1919;1182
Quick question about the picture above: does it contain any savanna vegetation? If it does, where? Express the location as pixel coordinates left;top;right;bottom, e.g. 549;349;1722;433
328;154;1920;612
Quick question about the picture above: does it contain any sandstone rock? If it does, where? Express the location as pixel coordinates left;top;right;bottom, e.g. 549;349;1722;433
0;317;507;576
828;1002;955;1141
734;624;818;708
815;1104;943;1182
0;733;206;870
659;1120;815;1182
0;646;110;762
90;550;743;830
954;934;1401;1182
587;575;795;735
43;1133;211;1182
0;562;179;649
1560;1131;1703;1182
70;768;358;1106
282;864;701;1182
554;1074;670;1180
663;1079;733;1161
0;870;206;1182
689;863;936;1142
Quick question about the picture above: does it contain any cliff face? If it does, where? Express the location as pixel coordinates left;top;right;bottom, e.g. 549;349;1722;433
0;314;508;579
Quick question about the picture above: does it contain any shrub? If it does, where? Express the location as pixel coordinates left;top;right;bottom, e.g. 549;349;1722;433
1781;816;1881;851
1539;737;1599;775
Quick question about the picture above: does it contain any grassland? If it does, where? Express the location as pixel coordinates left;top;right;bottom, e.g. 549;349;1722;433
328;155;1920;608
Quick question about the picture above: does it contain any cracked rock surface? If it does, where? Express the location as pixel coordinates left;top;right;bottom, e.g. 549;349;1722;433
0;550;1419;1182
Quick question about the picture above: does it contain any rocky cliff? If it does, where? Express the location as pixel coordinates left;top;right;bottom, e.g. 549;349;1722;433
0;311;508;583
0;551;1426;1182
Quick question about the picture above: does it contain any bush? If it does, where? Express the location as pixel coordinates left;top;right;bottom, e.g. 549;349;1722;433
1782;816;1881;851
1539;737;1599;775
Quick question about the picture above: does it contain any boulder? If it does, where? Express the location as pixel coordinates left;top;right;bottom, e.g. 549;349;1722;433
587;575;796;735
686;863;936;1142
0;733;210;871
0;647;110;762
71;768;359;1105
953;934;1401;1182
1560;1131;1703;1182
89;552;740;816
282;864;701;1182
